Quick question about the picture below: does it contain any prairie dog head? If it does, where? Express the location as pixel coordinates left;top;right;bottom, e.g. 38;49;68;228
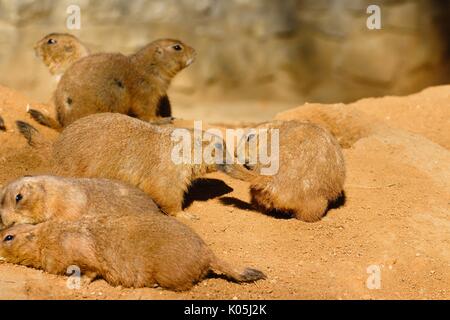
135;39;196;79
235;124;280;174
34;33;89;76
0;177;46;228
0;176;87;228
0;224;39;264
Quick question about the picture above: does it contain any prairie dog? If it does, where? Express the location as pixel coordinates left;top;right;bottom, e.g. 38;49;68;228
0;175;159;228
34;33;90;78
220;120;346;222
0;213;266;291
31;33;89;129
31;39;196;130
16;114;224;215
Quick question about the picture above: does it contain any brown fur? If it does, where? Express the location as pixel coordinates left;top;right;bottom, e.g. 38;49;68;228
34;33;90;77
16;114;224;215
220;120;346;222
0;182;266;290
0;175;159;228
51;39;195;128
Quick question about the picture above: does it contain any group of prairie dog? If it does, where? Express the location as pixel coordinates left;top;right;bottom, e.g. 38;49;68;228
0;32;346;291
0;176;265;290
30;32;196;130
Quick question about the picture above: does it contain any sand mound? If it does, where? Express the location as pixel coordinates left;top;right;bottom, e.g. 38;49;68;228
0;86;58;186
350;85;450;150
0;85;449;299
275;103;379;148
275;85;450;150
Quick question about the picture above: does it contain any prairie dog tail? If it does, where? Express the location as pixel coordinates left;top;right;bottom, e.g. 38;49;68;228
28;109;62;131
218;163;259;182
210;255;266;283
16;121;52;153
0;115;5;131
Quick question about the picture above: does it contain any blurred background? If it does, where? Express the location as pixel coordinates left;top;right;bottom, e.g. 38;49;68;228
0;0;449;121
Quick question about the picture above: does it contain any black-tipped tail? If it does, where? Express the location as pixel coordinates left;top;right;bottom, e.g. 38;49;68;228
28;109;61;131
211;256;267;284
240;268;267;282
28;109;49;127
16;121;40;146
16;120;52;158
0;115;5;131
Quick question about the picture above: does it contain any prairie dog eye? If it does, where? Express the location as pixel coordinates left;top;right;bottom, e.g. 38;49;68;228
47;39;57;45
172;44;183;51
3;235;14;242
15;194;23;204
247;134;256;142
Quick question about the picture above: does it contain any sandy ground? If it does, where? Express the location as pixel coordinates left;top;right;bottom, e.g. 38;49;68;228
0;84;449;300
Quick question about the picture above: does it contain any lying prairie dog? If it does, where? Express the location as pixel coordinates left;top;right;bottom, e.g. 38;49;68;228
0;175;160;228
0;210;266;290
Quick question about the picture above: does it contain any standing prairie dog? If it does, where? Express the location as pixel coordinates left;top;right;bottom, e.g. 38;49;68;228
16;113;224;216
29;39;196;131
34;33;90;78
220;120;346;222
0;175;160;228
0;183;265;291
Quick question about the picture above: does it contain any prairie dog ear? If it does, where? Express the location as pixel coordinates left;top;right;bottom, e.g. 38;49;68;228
154;46;164;58
18;182;33;197
15;180;43;204
25;232;36;241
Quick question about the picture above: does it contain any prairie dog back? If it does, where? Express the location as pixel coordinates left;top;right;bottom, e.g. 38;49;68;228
221;120;346;222
54;53;134;126
49;113;218;215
